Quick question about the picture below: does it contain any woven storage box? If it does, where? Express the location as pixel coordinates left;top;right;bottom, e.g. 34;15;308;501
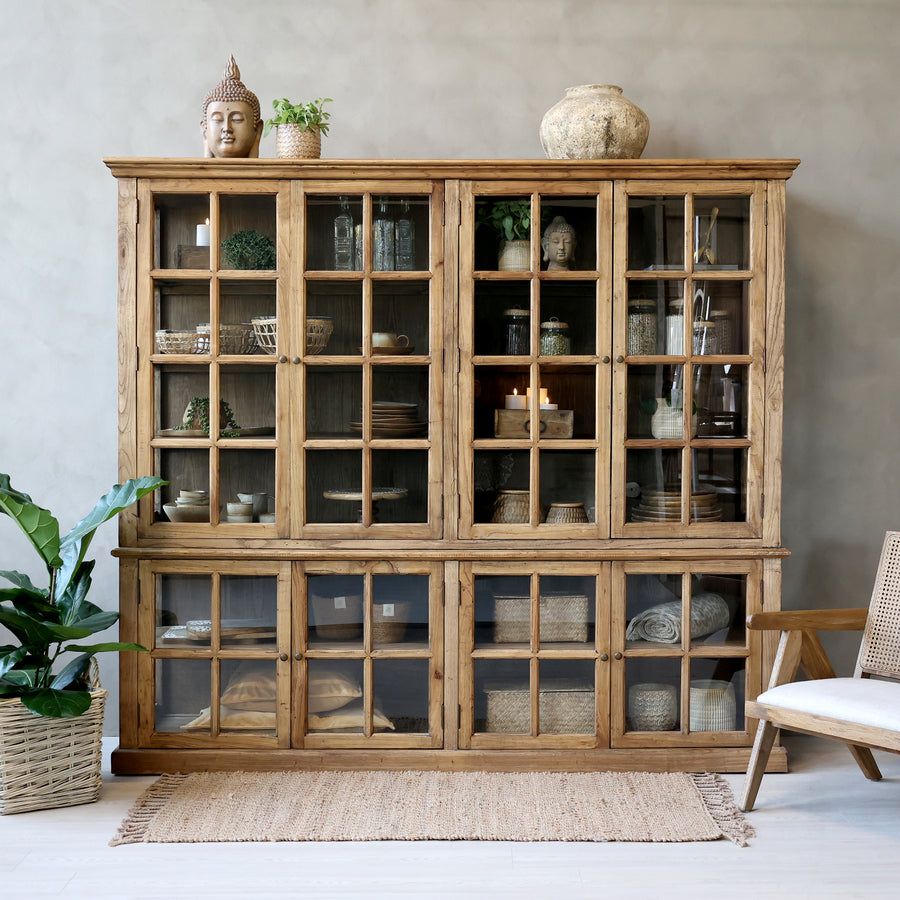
494;593;589;643
372;601;412;644
310;592;363;641
689;679;736;732
485;679;594;734
0;688;106;815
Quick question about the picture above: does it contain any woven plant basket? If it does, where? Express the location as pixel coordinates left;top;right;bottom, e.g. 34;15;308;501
310;592;363;641
689;679;736;732
0;678;106;815
275;124;322;159
251;316;334;356
494;593;589;643
485;679;594;734
372;600;412;644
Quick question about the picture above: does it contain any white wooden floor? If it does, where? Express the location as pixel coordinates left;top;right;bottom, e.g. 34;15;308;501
1;734;898;899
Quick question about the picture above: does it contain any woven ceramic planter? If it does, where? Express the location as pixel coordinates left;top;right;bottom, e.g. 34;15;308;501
0;688;106;815
275;124;322;159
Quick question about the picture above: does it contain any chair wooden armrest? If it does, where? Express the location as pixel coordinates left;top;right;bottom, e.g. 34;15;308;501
747;608;868;632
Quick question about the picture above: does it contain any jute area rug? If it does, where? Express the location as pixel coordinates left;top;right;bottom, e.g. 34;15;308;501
111;770;754;847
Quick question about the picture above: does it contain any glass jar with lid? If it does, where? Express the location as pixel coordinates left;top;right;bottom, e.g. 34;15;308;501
627;299;657;355
540;317;570;356
503;308;530;355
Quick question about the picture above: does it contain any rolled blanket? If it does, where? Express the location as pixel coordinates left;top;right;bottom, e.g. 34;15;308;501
625;592;730;643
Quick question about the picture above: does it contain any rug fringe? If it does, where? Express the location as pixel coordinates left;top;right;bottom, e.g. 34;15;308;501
109;773;189;846
689;772;755;847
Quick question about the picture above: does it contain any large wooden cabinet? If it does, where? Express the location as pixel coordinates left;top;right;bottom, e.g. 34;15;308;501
107;158;797;774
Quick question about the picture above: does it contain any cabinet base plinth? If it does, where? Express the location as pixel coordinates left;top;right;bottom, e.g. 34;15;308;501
111;745;788;776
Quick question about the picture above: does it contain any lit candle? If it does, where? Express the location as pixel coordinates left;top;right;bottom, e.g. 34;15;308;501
505;388;527;410
525;387;549;409
196;218;210;247
540;394;558;410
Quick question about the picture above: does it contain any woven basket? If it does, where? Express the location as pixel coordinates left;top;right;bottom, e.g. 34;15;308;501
485;680;594;734
275;124;322;159
494;593;589;643
689;679;736;732
627;682;678;731
196;323;257;355
155;329;204;354
251;316;334;356
0;685;106;815
310;592;363;641
372;601;412;644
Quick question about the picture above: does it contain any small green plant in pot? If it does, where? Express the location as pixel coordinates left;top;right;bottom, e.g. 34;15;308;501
0;474;164;718
475;199;533;271
264;97;333;158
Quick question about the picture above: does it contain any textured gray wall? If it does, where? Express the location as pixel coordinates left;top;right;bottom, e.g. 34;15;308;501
1;0;898;734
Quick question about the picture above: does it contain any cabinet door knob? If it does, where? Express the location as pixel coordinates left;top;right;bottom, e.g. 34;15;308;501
279;653;289;661
600;653;609;661
614;651;623;660
277;355;288;363
601;356;610;364
615;355;625;364
292;356;301;365
294;653;302;661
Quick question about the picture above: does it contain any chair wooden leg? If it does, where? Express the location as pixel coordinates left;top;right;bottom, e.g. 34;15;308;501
847;743;882;781
740;720;778;811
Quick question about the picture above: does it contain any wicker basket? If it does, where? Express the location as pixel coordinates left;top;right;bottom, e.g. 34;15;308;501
494;593;589;643
689;679;736;732
0;686;106;815
252;316;334;356
310;592;363;641
275;124;322;159
155;329;204;354
485;679;594;734
196;323;257;355
373;600;412;644
627;682;678;731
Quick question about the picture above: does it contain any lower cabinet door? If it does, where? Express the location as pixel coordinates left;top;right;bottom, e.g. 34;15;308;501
459;562;610;749
611;559;761;748
296;559;444;749
138;560;292;748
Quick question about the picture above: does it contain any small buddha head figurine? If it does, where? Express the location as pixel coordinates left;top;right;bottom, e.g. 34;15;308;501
201;56;263;158
541;215;577;270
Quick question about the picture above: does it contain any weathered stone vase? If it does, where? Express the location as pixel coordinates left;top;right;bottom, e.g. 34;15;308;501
540;84;649;160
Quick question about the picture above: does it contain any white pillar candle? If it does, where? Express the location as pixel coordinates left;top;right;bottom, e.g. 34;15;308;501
505;388;527;410
196;218;210;247
525;387;548;409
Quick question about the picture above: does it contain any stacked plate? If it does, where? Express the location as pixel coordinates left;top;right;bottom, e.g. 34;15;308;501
349;401;427;438
631;487;723;523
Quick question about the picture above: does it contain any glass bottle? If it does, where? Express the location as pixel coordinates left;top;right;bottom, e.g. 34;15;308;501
503;308;530;355
372;199;395;271
394;199;415;271
353;223;363;270
333;196;354;271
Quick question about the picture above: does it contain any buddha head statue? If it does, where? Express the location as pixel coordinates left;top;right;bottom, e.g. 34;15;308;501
201;56;263;158
541;216;577;270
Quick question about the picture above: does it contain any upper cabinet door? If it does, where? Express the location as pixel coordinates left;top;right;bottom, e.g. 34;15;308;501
138;182;290;537
294;181;444;539
611;181;767;538
458;181;614;539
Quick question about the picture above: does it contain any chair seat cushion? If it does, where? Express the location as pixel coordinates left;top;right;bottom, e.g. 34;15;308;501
757;677;900;731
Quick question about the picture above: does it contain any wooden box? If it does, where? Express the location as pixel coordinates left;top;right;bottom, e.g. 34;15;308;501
494;409;574;439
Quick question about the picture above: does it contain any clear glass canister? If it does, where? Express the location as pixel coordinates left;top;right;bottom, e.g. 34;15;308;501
504;308;530;355
665;298;685;354
710;309;733;354
540;317;570;355
627;299;657;355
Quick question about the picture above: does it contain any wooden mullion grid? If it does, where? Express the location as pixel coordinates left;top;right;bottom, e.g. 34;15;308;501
363;570;374;737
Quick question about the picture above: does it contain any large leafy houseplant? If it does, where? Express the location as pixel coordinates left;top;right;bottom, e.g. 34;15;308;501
0;474;164;718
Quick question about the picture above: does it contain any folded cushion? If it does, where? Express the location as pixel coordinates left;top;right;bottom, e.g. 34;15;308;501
307;700;395;732
181;706;276;731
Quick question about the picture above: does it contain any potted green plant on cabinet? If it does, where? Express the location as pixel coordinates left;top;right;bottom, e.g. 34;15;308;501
476;199;533;271
264;97;333;158
0;474;164;814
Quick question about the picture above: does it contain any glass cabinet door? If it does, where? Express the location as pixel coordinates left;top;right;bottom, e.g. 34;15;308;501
297;186;443;537
296;560;443;748
140;185;287;534
459;562;608;749
138;560;291;747
459;183;612;537
613;184;765;537
610;560;759;748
